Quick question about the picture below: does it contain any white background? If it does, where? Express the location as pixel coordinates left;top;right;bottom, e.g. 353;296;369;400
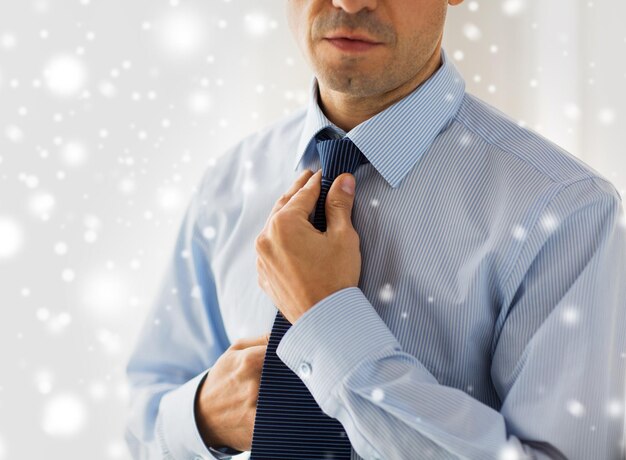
0;1;624;459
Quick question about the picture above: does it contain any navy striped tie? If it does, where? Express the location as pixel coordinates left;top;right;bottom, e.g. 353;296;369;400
250;134;368;459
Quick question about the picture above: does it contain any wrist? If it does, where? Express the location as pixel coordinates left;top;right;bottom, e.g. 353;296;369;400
194;368;223;449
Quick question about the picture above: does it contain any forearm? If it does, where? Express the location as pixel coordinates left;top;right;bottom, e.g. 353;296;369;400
276;287;600;459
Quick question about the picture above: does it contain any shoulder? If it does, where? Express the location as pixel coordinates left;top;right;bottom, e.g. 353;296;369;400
451;93;622;245
196;107;307;197
454;93;617;193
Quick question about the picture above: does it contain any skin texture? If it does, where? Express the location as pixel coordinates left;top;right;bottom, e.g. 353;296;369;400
255;169;361;325
195;334;269;451
286;0;464;131
195;0;465;451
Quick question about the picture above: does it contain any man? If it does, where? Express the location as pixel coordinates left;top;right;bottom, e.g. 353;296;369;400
125;0;626;459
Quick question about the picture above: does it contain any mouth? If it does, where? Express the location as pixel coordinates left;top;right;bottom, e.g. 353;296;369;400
323;32;382;52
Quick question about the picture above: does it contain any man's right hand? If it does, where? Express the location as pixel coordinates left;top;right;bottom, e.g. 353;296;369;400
194;334;269;453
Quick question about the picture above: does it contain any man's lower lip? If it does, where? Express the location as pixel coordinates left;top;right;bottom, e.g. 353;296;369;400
325;38;381;52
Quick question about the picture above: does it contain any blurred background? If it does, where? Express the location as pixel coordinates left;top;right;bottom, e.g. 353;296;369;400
0;0;624;459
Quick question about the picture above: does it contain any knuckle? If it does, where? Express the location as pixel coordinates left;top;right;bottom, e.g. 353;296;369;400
277;192;291;205
336;224;356;239
268;214;287;237
241;350;256;368
328;198;349;209
337;228;360;249
254;233;268;251
272;210;288;224
246;382;259;406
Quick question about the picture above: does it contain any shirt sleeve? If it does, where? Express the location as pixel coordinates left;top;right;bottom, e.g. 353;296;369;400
276;177;626;460
124;184;236;460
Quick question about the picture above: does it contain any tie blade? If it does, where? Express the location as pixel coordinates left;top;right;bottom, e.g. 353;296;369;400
251;134;367;458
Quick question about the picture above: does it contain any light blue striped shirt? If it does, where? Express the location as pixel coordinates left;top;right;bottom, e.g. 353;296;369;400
125;49;626;460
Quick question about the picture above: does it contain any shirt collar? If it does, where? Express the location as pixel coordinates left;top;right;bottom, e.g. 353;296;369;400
293;47;466;189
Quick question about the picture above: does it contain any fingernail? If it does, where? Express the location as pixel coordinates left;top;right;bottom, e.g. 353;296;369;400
341;175;355;195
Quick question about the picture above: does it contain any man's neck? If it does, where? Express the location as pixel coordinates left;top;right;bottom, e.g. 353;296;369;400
317;46;443;132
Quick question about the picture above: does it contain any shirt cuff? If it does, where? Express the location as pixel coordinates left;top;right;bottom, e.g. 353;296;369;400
275;287;401;415
159;369;241;460
208;445;243;459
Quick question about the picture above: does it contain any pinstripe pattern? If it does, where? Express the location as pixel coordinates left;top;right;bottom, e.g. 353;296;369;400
251;135;368;459
124;48;626;460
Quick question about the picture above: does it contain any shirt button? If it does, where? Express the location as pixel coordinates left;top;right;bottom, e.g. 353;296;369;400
298;361;312;379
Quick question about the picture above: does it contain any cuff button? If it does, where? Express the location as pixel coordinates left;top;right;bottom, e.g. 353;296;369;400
298;361;312;379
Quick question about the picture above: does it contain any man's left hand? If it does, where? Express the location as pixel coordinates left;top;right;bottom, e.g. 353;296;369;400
255;169;361;325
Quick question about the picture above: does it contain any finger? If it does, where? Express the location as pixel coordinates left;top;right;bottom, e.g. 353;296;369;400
280;169;322;218
325;172;356;232
230;334;270;350
266;169;315;223
239;345;269;381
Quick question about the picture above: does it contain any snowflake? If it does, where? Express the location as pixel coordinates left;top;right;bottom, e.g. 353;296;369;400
462;23;482;41
36;308;51;322
0;216;23;258
561;306;580;326
156;9;206;57
202;226;217;240
566;399;586;417
43;55;87;97
42;393;87;437
598;108;616;125
378;283;394;302
190;284;202;299
564;103;581;121
81;272;130;319
47;312;72;334
88;381;108;400
371;388;385;402
498;444;523;460
29;192;55;220
468;2;479;12
98;80;117;98
502;0;526;16
35;370;54;394
540;212;560;233
188;91;211;114
511;225;527;241
5;124;24;143
97;329;122;354
157;186;183;210
61;268;75;283
244;13;275;36
606;399;624;418
1;33;17;49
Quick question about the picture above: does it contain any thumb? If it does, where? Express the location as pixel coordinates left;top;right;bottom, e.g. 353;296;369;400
325;173;356;230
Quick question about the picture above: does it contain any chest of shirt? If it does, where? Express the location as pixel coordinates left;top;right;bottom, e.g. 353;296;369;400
205;140;539;403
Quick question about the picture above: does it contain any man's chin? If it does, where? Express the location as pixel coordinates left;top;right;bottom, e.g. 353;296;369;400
317;71;385;98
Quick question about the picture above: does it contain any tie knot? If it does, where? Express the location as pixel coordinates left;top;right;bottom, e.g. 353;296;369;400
316;136;369;182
